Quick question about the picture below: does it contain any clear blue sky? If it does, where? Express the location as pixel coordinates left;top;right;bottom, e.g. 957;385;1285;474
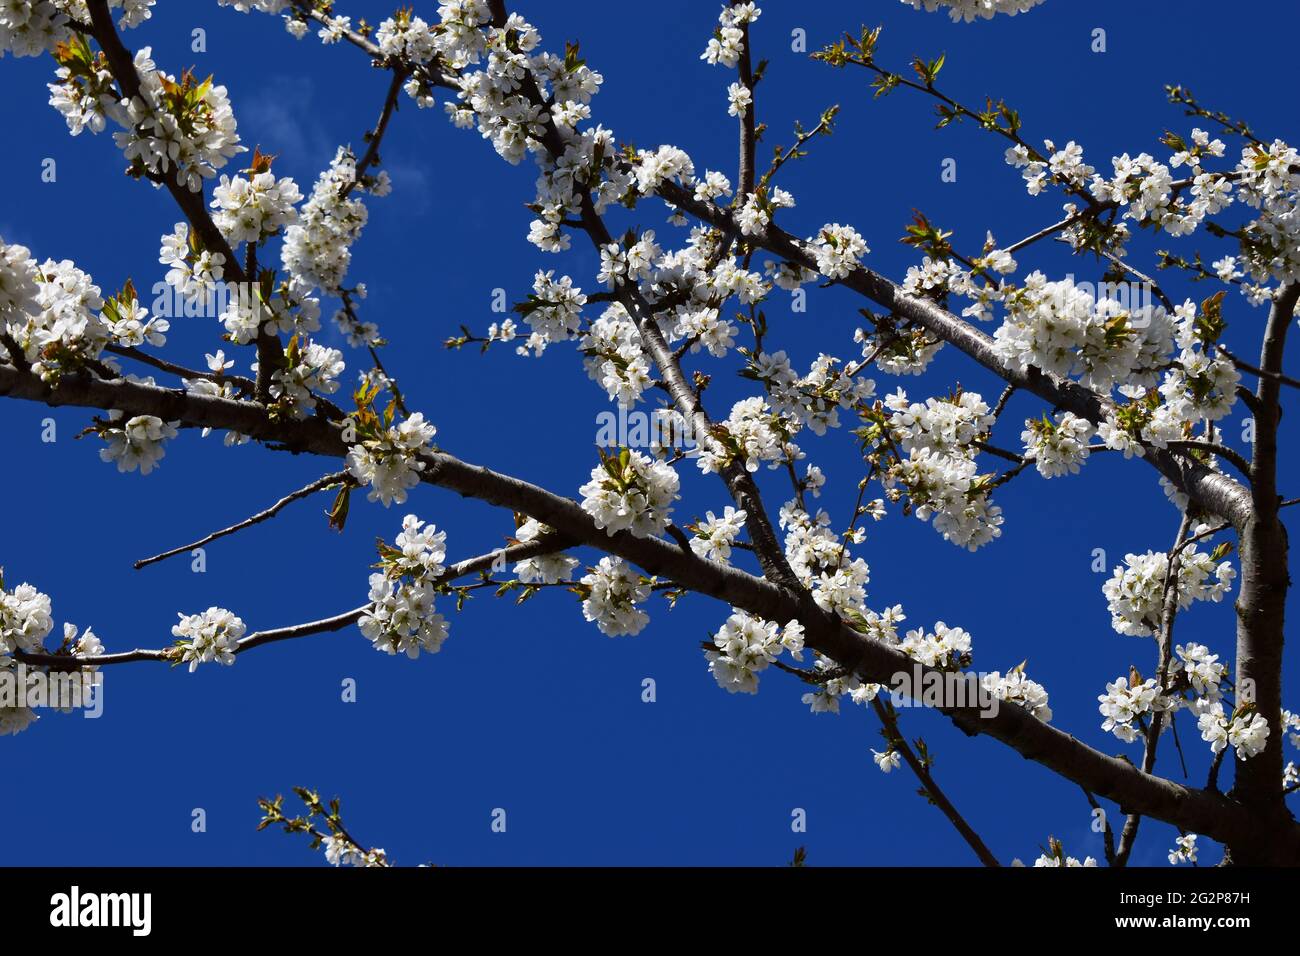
1;0;1296;866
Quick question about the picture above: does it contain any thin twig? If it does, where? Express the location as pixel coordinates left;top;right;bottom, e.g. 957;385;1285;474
19;537;572;670
1082;789;1118;866
1217;343;1300;391
342;68;408;200
1115;512;1193;866
135;471;350;569
105;344;256;395
871;698;1000;867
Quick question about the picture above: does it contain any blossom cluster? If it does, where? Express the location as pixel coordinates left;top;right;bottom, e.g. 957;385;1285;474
800;654;882;714
280;146;391;351
579;448;680;539
1097;675;1171;744
807;223;869;279
345;412;438;507
898;621;972;669
983;666;1053;722
1;239;169;385
439;5;598;165
266;338;345;420
698;396;801;476
736;187;794;237
700;3;760;69
886;388;993;458
897;240;1018;330
211;169;302;245
0;576;54;658
98;409;179;474
322;835;388;868
779;496;872;614
515;270;586;357
172;606;245;671
578;557;650;637
1;575;105;735
512;518;579;584
282;147;387;299
689;506;747;564
1168;833;1198;866
1102;540;1235;638
0;657;39;737
359;514;450;659
158;222;225;299
45;40;245;193
900;0;1046;22
754;350;876;436
872;748;902;773
579;302;653;406
878;388;1004;551
854;324;945;377
1196;703;1270;760
1021;412;1094;478
705;609;804;695
2;1;154;60
994;273;1173;394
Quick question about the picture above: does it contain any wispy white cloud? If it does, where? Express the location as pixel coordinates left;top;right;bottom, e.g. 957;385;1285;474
382;159;433;216
237;74;332;174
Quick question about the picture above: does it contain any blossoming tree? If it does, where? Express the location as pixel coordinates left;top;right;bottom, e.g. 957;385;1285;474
1;0;1298;867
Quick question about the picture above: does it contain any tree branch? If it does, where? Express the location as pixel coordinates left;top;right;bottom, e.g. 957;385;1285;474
1229;282;1299;831
653;180;1256;528
2;360;1295;859
85;0;289;400
872;697;1000;867
1218;343;1300;391
134;470;350;569
1115;512;1193;866
18;536;568;668
734;8;757;198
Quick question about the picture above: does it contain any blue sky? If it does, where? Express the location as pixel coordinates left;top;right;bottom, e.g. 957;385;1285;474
1;0;1296;866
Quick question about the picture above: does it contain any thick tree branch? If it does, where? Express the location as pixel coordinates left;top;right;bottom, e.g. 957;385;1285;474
1230;282;1299;829
1164;439;1252;480
734;9;757;198
2;361;1296;859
